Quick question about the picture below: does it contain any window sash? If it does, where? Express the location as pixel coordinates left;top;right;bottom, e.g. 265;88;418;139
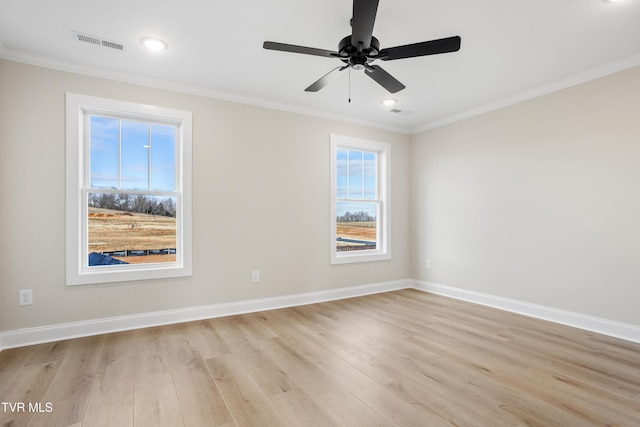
82;190;182;269
336;148;378;201
84;114;180;192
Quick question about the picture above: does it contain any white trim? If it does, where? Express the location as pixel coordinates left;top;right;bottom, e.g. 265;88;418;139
3;278;640;351
4;49;640;136
0;49;408;135
0;280;410;351
330;134;391;264
65;93;193;285
411;280;640;344
410;53;640;134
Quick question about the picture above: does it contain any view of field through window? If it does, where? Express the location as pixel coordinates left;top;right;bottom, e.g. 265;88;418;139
336;148;378;251
87;115;177;266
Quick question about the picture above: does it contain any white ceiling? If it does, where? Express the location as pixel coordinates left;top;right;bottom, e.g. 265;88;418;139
1;0;640;133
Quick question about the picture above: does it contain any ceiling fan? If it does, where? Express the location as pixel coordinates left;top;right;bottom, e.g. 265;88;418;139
263;0;461;94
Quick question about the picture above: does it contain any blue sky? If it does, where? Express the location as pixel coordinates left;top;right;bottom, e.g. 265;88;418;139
336;148;377;217
89;116;175;192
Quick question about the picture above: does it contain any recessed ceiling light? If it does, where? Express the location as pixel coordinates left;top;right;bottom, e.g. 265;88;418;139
381;98;397;107
140;37;167;51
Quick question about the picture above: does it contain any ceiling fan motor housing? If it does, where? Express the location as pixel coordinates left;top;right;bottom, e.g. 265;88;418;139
339;35;380;70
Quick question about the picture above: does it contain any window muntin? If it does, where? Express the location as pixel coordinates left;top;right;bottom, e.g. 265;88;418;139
331;135;390;264
86;115;178;266
89;117;177;192
66;93;192;285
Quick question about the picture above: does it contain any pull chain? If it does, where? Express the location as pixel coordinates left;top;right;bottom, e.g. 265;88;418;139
348;66;351;103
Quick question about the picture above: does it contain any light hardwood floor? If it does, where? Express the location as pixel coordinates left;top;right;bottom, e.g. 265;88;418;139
1;289;640;426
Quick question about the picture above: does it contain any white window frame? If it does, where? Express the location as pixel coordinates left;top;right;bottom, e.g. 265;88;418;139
66;93;192;285
330;134;391;264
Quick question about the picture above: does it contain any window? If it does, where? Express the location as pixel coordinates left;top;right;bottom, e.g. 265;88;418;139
330;134;390;264
66;93;192;285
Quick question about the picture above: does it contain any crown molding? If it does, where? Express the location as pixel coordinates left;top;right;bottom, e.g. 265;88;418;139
3;48;639;136
0;48;410;135
410;53;640;134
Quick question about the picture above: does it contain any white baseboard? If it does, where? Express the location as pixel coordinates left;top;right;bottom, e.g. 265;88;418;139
412;280;640;344
3;278;640;351
0;279;410;351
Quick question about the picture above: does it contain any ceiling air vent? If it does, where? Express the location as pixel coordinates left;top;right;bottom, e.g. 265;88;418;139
389;108;414;116
72;31;126;51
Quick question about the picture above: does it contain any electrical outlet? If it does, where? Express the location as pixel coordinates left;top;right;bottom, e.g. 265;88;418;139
251;271;260;284
425;259;432;270
19;289;33;306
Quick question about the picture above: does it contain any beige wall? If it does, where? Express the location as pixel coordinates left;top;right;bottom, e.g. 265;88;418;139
0;59;412;332
3;57;639;334
411;66;640;326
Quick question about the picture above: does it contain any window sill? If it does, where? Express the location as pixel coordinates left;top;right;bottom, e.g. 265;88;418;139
331;251;391;265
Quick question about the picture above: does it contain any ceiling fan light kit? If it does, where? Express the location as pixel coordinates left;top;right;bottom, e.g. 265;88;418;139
263;0;460;95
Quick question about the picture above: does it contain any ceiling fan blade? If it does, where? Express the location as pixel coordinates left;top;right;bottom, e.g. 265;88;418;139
378;36;461;61
351;0;379;50
263;41;339;58
305;66;348;92
364;65;405;93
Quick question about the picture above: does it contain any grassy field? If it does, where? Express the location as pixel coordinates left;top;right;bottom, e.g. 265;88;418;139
88;207;176;264
89;211;376;261
336;221;376;249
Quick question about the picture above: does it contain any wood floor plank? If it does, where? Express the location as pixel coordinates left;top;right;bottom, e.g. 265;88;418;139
206;353;288;427
95;330;139;379
0;358;61;427
0;345;36;397
502;326;640;400
172;357;234;427
128;325;200;379
269;388;339;427
288;337;447;426
134;372;184;427
158;323;202;371
24;340;72;367
222;338;297;397
228;313;278;342
29;335;105;427
418;351;597;427
488;403;589;427
179;319;231;360
209;313;276;347
127;327;173;378
295;321;503;426
256;336;393;427
510;366;640;426
82;373;134;427
272;320;452;427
